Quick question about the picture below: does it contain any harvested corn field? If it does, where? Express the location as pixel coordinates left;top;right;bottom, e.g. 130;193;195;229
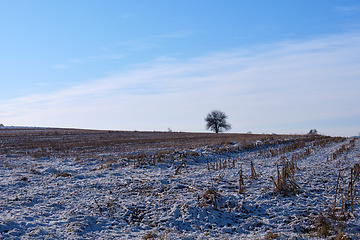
0;128;359;239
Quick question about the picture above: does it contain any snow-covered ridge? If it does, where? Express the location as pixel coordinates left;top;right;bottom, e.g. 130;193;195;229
0;125;47;129
0;130;359;239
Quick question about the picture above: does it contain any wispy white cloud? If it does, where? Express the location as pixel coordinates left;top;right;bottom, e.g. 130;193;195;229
51;64;70;69
53;53;125;69
3;32;360;136
334;5;360;14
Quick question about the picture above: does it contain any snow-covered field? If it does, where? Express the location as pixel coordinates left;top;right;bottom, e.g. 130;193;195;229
1;129;359;239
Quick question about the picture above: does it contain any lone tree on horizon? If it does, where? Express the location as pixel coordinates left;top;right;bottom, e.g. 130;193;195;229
205;110;231;133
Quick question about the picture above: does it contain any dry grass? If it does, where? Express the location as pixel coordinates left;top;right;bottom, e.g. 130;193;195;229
271;158;299;196
315;212;331;237
199;188;221;209
54;170;72;178
249;160;257;179
174;161;189;175
264;231;280;239
335;232;351;240
238;164;244;194
142;231;157;239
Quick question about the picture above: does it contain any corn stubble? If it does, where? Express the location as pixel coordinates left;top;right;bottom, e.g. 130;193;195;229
1;128;358;239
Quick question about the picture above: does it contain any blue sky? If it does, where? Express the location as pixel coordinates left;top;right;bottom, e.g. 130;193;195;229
1;1;360;136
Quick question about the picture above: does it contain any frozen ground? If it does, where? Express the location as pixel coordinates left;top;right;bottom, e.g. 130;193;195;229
0;130;359;239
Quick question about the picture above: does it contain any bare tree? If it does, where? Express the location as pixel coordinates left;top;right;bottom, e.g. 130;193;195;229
205;110;231;133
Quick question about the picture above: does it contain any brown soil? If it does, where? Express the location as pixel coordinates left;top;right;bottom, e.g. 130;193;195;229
0;128;290;156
